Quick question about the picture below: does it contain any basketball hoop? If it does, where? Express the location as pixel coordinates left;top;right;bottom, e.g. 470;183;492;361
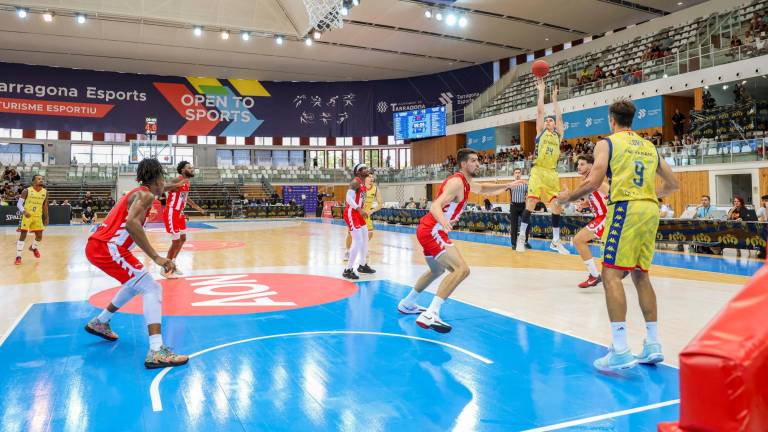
303;0;344;32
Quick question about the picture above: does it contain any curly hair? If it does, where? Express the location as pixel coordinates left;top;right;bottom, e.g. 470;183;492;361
136;158;165;186
177;160;191;174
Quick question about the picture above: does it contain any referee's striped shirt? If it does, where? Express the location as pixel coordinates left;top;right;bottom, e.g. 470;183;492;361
509;183;528;204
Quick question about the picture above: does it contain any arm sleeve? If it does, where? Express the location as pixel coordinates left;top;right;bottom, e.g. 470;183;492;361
17;198;25;213
346;189;359;209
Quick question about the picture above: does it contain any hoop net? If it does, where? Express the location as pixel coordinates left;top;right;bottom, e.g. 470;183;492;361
303;0;344;32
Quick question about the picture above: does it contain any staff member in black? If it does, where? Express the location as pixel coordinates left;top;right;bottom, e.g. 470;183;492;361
508;168;531;249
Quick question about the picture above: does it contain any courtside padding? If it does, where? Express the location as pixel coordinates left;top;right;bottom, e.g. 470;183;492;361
659;265;768;432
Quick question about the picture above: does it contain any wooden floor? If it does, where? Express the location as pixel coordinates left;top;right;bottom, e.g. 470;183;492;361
0;218;753;366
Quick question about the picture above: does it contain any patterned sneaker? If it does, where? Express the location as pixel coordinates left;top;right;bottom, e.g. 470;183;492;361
593;347;637;372
14;256;21;265
161;268;178;279
635;340;664;364
144;346;189;369
397;300;426;315
550;240;571;255
357;264;376;274
416;312;452;333
578;275;602;288
84;318;119;342
29;246;41;258
342;269;359;280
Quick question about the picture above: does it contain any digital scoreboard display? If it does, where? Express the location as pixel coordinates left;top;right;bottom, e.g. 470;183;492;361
393;106;446;140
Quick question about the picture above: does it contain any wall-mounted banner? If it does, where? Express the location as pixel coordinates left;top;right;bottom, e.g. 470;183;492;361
562;96;663;139
466;127;496;151
0;62;492;137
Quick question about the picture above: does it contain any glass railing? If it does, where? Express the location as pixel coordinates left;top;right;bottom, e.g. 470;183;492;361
462;40;768;122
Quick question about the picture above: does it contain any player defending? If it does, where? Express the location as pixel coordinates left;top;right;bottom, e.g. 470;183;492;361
162;160;206;279
516;77;569;255
15;174;48;265
345;173;383;265
572;155;610;288
343;163;375;279
558;100;679;372
397;149;526;333
84;158;188;369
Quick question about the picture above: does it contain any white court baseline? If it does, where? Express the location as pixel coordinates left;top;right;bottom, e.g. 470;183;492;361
149;330;494;412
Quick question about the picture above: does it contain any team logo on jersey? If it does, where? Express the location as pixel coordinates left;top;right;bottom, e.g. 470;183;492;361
88;273;358;316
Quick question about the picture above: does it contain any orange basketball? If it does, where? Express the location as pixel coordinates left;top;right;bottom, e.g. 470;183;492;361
532;60;549;78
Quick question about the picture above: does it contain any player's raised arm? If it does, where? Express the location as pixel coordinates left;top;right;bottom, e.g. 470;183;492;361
552;84;564;137
536;77;546;132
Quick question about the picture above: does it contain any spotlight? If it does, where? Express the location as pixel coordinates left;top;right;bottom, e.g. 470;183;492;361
241;31;250;41
42;12;54;22
193;26;203;36
221;30;230;40
425;9;432;18
704;85;709;89
742;80;747;84
305;37;313;46
76;13;86;24
17;8;28;19
313;30;322;40
435;12;443;21
458;16;467;27
275;35;284;45
722;85;728;90
446;13;457;26
341;6;349;16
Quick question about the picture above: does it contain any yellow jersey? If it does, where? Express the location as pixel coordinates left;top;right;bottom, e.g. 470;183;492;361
533;129;560;170
364;183;378;213
605;130;658;203
24;187;47;218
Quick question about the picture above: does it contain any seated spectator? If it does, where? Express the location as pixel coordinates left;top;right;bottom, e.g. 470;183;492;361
533;201;547;212
592;65;604;81
694;195;714;219
62;199;71;206
50;200;59;206
757;195;768;222
81;191;94;209
404;197;417;209
82;206;96;224
483;198;493;211
578;68;590;85
659;198;674;218
728;195;756;222
107;197;115;208
418;197;428;209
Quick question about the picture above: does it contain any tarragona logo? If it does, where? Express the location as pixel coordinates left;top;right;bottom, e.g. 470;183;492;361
153;77;271;136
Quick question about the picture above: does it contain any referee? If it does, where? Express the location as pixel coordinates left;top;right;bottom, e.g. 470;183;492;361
508;168;530;249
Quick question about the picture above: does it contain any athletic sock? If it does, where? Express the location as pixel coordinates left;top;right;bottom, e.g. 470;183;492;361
610;322;629;352
518;223;528;241
16;240;24;257
427;296;445;316
552;227;561;243
584;259;599;277
97;310;114;323
31;240;39;250
402;289;420;305
149;334;163;351
646;322;659;344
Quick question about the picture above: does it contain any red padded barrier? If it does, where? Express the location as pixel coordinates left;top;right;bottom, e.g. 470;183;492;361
659;265;768;432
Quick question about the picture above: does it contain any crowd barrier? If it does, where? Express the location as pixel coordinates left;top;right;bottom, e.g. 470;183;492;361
331;207;768;250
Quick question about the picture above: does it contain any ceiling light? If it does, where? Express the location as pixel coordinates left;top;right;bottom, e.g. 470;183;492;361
742;80;747;84
425;9;432;18
305;37;313;46
76;13;86;24
458;16;467;27
677;2;683;5
446;13;457;26
341;6;349;15
193;26;203;36
17;8;28;19
704;85;709;89
352;0;359;5
241;31;250;41
275;35;284;45
313;30;322;40
42;12;54;22
435;12;443;21
221;30;230;40
722;85;728;90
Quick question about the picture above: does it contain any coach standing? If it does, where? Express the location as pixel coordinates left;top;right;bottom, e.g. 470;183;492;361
508;167;531;249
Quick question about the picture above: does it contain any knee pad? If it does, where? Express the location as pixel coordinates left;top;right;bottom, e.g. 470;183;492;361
136;276;163;324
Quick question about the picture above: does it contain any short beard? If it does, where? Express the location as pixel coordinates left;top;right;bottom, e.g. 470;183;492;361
184;171;194;178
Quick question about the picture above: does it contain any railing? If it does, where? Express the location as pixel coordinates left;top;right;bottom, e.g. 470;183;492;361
463;40;768;122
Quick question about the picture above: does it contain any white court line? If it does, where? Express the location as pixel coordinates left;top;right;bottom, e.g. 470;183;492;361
149;330;493;412
518;399;680;432
0;303;33;347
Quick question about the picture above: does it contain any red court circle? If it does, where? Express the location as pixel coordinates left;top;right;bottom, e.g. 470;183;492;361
88;273;358;316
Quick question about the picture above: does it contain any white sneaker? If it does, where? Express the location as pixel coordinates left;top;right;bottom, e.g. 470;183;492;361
397;300;426;315
550;240;571;255
173;266;184;276
416;311;452;333
515;236;527;253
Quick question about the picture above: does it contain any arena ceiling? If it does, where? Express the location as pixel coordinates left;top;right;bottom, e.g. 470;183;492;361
0;0;708;81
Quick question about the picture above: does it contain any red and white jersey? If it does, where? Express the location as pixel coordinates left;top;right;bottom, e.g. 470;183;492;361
90;186;151;249
344;177;367;211
588;189;608;217
166;177;190;214
419;172;471;232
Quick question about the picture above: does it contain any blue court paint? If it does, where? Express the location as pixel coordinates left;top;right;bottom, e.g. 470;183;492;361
315;218;762;277
0;279;679;432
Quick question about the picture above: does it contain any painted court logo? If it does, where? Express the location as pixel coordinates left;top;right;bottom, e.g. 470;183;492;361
88;273;358;316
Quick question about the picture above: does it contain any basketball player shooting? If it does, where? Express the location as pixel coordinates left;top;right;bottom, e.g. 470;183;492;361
398;149;527;333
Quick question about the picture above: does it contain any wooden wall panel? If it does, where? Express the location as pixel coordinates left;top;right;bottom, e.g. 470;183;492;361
520;121;537;156
411;134;465;166
694;87;704;110
663;95;695;142
759;168;768;198
655;170;708;216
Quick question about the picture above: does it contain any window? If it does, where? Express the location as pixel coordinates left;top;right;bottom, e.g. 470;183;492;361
382;149;396;168
0;129;9;138
289;150;305;166
254;137;273;146
0;143;21;165
176;135;188;144
284;137;300;147
174;147;194;165
309;137;327;146
35;130;47;139
233;149;251;166
398;148;411;168
364;149;380;167
198;136;216;145
113;145;131;164
526;53;535;62
387;135;403;145
309;150;325;168
72;132;82;141
363;136;378;146
255;150;272;166
22;144;43;163
71;144;92;164
345;150;361;167
91;145;113;164
273;150;289;166
11;129;23;139
328;150;343;168
82;132;93;141
216;149;233;166
545;48;553;56
338;137;353;146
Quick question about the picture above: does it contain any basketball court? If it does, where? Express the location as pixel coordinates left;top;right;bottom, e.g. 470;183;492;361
0;219;755;431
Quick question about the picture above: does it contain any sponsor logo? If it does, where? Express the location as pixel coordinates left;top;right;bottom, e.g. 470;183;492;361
376;101;389;113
